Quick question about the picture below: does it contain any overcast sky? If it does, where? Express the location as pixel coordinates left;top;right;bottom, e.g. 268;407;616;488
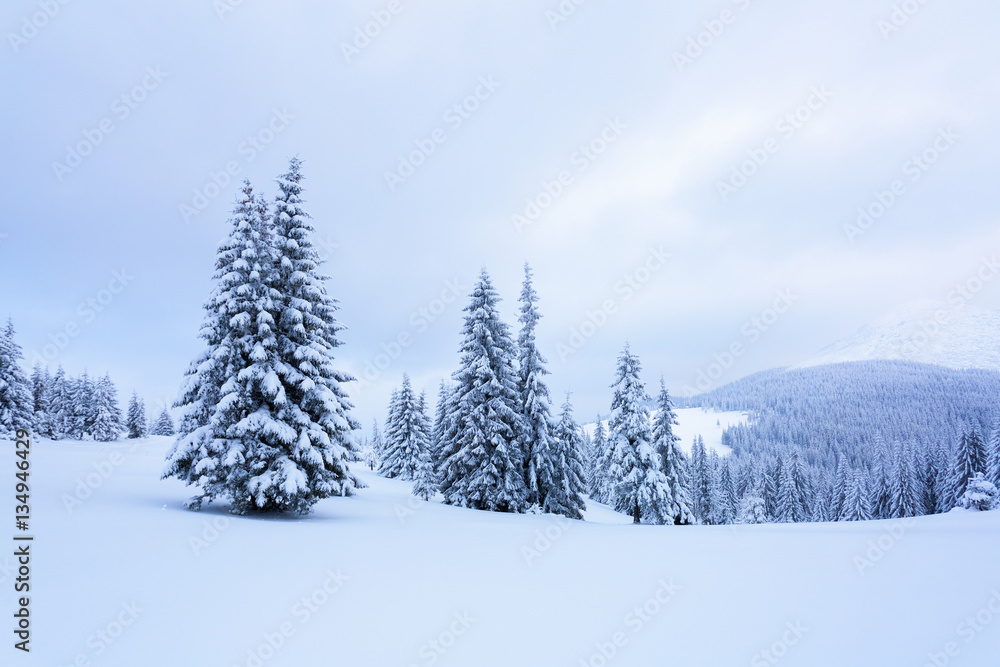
2;0;998;429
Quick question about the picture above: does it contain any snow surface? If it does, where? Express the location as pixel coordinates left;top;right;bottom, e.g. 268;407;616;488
584;407;747;457
7;435;1000;666
797;299;1000;372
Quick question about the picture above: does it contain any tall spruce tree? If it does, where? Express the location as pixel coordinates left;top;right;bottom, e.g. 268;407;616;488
651;378;694;525
986;420;1000;491
775;457;804;523
380;375;428;481
589;417;610;502
543;394;587;519
516;263;556;507
840;470;872;521
126;392;147;439
165;175;360;514
607;344;673;524
0;319;33;436
888;443;919;518
439;270;527;513
91;374;123;442
948;427;987;510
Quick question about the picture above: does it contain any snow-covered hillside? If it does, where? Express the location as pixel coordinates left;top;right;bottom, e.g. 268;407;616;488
797;299;1000;371
10;436;1000;667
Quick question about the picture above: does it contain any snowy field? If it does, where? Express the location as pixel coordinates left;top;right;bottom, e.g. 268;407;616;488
585;407;747;457
5;435;1000;667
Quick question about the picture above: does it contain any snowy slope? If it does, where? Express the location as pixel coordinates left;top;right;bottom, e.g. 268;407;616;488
7;436;1000;667
583;407;747;457
797;299;1000;371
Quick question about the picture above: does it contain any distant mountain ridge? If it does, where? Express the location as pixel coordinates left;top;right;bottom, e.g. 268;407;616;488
796;299;1000;372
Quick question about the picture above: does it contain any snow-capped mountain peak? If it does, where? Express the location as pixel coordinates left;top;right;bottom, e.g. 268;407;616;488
796;299;1000;372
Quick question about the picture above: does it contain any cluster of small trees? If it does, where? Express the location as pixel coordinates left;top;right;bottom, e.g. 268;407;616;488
163;158;360;515
0;320;175;442
368;266;589;519
369;268;703;524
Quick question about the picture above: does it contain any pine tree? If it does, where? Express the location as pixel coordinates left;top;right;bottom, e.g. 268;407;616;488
607;344;673;524
29;363;50;435
948;428;987;510
439;270;527;513
712;458;737;525
840;470;872;521
91;374;123;442
165;178;360;514
832;457;850;520
370;417;384;469
921;444;943;515
543;394;587;519
0;319;33;436
380;376;430;481
651;378;694;524
775;457;804;523
126;392;147;439
888;443;919;518
150;408;175;436
691;436;713;523
957;472;997;511
986;419;1000;491
736;486;768;524
47;366;69;439
269;157;361;486
589;417;610;502
67;372;94;439
516;263;556;507
411;447;438;501
869;435;892;519
411;390;438;500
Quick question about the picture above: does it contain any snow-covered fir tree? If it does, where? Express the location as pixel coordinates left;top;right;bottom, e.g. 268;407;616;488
29;363;50;436
370;417;384;469
0;319;33;436
690;436;713;523
411;392;438;501
986;420;1000;490
165;173;361;515
91;374;123;442
651;378;694;525
775;457;804;523
712;458;737;525
268;157;361;493
516;263;556;507
948;427;987;511
840;470;872;521
126;392;147;439
47;366;69;439
589;417;611;503
380;375;429;481
439;270;527;513
606;344;673;524
543;394;587;519
736;487;768;524
67;372;95;440
150;408;175;436
888;443;919;518
957;472;997;511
